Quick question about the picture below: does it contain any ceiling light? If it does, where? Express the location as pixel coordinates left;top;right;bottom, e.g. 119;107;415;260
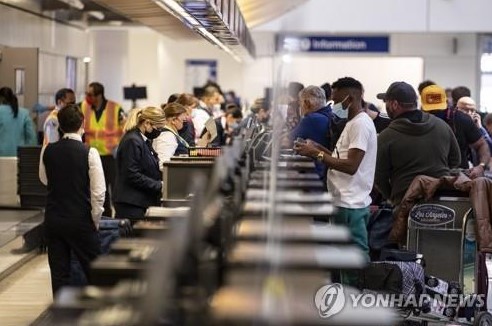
153;0;244;63
58;0;84;10
108;21;123;26
153;0;199;26
87;11;105;21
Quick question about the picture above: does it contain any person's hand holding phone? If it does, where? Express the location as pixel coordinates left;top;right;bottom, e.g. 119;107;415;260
293;138;319;158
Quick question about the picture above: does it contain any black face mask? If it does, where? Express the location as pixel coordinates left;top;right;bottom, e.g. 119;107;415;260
144;128;161;140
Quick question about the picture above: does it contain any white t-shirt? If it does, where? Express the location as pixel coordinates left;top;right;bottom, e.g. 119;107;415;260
153;131;177;170
327;112;377;208
192;107;211;142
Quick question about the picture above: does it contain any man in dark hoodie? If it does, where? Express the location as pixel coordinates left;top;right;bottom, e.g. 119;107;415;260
290;85;331;180
375;82;461;207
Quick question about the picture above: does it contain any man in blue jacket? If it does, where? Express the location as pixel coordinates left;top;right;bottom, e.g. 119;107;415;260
290;85;331;180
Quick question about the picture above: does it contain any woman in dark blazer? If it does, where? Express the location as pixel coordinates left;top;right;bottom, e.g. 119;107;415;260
114;107;166;221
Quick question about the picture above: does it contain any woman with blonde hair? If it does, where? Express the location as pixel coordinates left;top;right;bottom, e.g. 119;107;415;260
153;102;189;167
113;107;166;221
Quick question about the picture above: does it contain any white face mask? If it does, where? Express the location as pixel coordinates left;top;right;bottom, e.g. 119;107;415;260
332;102;348;118
332;96;349;119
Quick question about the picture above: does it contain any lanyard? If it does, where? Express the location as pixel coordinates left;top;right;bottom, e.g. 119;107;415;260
163;127;189;148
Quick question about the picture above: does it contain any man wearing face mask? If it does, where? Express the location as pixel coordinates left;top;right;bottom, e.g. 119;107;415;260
375;82;461;207
81;82;125;217
43;88;76;145
331;82;390;138
39;104;105;295
201;105;243;147
294;77;377;285
113;107;165;221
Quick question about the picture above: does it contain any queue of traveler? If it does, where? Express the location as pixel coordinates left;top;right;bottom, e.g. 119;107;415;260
3;75;490;293
290;78;492;285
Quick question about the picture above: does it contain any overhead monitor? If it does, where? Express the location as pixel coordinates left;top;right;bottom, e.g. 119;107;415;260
123;85;147;101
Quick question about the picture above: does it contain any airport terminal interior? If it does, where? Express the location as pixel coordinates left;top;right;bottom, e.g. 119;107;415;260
2;0;492;325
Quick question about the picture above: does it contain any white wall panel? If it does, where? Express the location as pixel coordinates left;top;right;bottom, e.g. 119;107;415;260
255;0;492;33
89;27;244;110
277;55;423;108
429;0;492;32
256;0;428;33
0;4;90;106
0;4;88;57
90;30;129;108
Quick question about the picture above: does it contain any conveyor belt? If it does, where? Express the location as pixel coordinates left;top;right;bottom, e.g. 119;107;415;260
0;209;44;249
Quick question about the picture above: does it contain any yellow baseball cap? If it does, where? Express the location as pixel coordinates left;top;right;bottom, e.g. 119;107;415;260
421;85;447;111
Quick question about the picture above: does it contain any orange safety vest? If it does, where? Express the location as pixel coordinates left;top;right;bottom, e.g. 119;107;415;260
82;100;123;156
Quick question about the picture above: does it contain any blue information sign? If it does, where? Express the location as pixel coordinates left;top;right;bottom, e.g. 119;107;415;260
278;35;389;53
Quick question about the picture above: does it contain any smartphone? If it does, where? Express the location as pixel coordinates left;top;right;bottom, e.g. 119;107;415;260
295;137;307;144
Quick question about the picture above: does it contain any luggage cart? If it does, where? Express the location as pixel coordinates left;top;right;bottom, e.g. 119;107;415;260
405;193;492;325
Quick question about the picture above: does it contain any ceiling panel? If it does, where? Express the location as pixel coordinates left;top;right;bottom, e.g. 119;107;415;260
92;0;199;39
237;0;308;29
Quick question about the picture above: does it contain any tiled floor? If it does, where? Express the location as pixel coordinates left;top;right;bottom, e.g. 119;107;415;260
0;254;52;326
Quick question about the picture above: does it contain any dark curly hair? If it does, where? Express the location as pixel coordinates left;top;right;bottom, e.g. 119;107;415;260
331;77;363;91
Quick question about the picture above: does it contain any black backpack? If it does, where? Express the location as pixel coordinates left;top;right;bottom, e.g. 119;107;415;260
327;112;347;151
367;206;395;261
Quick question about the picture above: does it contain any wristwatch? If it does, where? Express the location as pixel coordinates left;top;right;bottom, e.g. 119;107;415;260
316;151;324;162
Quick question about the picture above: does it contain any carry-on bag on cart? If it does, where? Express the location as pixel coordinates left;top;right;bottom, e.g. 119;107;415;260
359;249;426;312
367;204;397;261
